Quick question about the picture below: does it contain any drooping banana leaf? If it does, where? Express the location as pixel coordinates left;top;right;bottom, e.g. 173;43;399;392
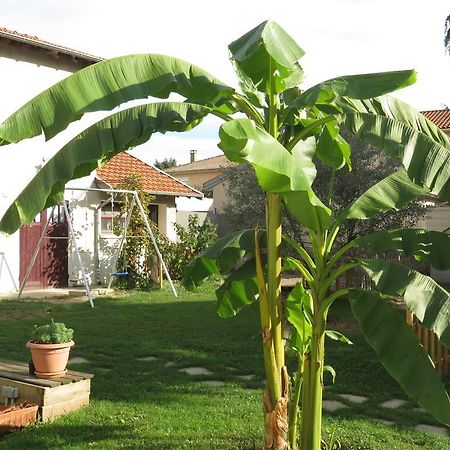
229;20;304;95
356;229;450;270
349;288;450;426
339;95;450;147
337;169;429;223
0;102;210;235
286;283;313;350
288;70;416;111
182;229;265;290
0;54;234;144
316;120;351;170
340;100;450;201
218;118;331;231
360;260;450;348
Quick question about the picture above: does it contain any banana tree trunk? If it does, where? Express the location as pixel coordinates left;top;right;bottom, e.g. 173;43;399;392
300;328;325;450
261;192;289;450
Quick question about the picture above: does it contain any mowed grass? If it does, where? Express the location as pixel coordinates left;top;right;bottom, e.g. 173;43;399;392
0;283;449;449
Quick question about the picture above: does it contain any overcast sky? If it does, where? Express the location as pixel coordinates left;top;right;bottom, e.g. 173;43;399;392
1;0;449;169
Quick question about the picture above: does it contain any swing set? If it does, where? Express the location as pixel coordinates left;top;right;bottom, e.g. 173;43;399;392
18;187;177;307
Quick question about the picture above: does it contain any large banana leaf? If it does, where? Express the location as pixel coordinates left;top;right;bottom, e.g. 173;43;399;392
0;102;210;235
356;229;450;270
0;54;234;144
288;70;416;111
360;260;450;348
182;229;264;290
228;20;304;94
349;288;450;425
339;96;450;147
341;100;450;201
337;169;429;223
218;118;331;231
316;120;351;170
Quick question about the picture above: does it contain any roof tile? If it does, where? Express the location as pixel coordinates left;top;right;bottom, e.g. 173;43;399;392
97;153;201;197
421;109;450;129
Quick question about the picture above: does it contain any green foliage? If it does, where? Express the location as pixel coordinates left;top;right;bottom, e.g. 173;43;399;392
160;215;218;280
154;157;177;170
31;320;74;344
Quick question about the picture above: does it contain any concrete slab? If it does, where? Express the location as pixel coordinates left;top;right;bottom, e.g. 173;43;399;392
136;356;157;362
200;380;225;386
339;394;368;404
380;399;408;409
179;367;213;376
322;400;347;412
415;424;448;437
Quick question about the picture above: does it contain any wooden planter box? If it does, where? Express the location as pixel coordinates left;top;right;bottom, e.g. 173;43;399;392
0;359;93;422
0;402;38;435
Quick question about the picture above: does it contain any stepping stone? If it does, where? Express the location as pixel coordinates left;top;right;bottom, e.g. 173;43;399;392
375;419;394;426
95;367;112;373
380;399;407;409
339;394;368;404
68;357;90;364
136;356;157;361
165;361;175;367
322;400;347;412
415;424;448;437
225;366;238;372
200;380;225;386
237;374;254;380
413;407;426;413
179;367;213;376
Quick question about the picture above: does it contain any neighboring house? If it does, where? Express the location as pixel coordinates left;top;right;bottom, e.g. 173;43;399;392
0;27;100;294
167;151;234;230
66;152;201;287
417;109;450;283
0;28;201;293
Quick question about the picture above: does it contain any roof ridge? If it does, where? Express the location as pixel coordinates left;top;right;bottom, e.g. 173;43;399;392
169;153;226;169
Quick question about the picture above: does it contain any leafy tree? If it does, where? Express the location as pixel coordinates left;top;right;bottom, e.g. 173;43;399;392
154;157;177;170
0;21;450;450
445;14;450;53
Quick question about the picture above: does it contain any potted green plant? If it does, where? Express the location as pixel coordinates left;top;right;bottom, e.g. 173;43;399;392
26;320;74;379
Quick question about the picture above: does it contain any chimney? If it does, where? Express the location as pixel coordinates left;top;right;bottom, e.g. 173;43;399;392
190;149;197;163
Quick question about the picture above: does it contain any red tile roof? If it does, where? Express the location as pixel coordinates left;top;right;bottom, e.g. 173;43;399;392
96;153;202;197
0;26;101;63
421;109;450;129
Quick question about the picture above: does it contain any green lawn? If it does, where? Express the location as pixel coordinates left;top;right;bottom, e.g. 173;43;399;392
0;283;449;449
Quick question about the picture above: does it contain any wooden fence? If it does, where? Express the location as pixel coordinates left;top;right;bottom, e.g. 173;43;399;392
406;309;450;377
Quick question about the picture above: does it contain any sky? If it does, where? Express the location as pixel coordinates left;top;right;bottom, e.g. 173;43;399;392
1;0;449;175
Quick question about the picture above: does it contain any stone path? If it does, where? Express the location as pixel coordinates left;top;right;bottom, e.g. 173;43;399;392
133;356;450;438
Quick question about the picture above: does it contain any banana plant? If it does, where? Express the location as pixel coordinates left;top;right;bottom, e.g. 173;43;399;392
1;20;449;450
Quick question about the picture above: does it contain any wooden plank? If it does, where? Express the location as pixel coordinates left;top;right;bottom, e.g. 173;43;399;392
66;369;94;380
43;379;90;404
0;370;60;388
0;377;45;405
41;396;90;422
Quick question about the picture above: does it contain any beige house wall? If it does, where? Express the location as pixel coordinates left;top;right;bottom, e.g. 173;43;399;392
171;170;223;191
212;181;229;214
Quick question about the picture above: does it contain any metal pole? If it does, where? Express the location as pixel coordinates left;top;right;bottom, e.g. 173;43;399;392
63;202;94;308
133;193;177;298
107;195;136;289
1;254;18;292
17;207;55;299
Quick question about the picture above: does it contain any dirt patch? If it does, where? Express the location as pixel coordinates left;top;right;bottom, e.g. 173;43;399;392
0;309;50;322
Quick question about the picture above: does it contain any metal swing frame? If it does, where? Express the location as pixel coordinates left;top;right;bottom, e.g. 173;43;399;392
17;187;177;308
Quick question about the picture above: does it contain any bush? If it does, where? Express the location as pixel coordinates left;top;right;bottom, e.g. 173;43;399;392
31;320;74;344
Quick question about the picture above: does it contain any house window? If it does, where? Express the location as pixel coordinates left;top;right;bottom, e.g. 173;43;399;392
149;204;158;225
100;202;123;235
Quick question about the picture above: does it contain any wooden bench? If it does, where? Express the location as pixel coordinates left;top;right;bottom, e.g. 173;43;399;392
0;359;93;421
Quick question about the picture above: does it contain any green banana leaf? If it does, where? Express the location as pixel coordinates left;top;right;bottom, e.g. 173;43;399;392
360;260;450;348
0;54;233;144
316;120;351;170
182;229;265;290
288;70;416;111
337;169;429;223
0;102;210;235
356;229;450;270
349;288;450;426
215;258;261;318
286;283;313;349
339;95;449;147
218;118;331;231
341;101;450;201
229;20;304;94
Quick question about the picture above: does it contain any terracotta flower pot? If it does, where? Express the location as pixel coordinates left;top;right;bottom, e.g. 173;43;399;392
26;340;75;379
0;402;38;435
